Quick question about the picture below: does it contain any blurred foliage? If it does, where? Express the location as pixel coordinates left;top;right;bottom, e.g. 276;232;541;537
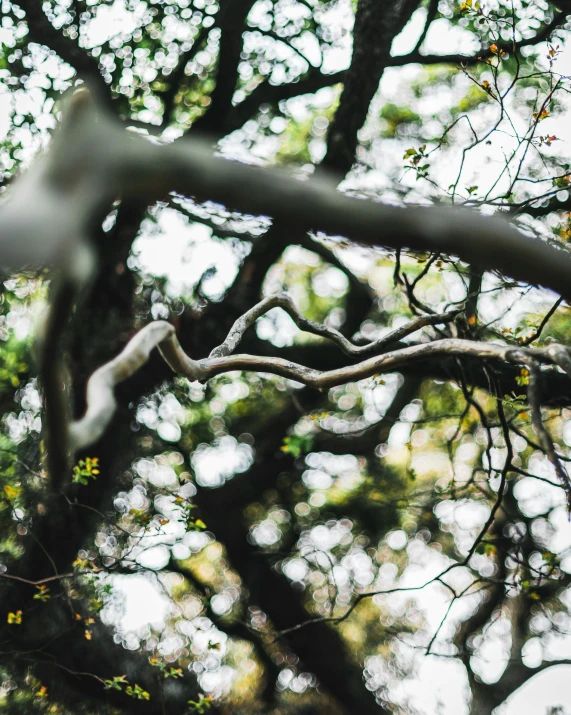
0;0;571;714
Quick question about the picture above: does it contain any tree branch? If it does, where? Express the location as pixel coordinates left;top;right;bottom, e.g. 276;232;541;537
223;69;346;135
161;26;211;128
5;90;571;303
66;298;570;454
209;292;459;358
391;11;567;68
527;360;571;505
321;0;420;174
191;0;256;134
17;0;110;104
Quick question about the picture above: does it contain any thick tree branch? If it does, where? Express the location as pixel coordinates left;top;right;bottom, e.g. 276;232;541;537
321;0;420;173
4;91;571;303
412;0;439;54
191;0;256;134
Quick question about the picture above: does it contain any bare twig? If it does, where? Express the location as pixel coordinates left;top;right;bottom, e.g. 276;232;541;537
527;360;571;508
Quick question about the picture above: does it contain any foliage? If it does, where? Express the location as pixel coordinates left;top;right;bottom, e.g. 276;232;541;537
0;0;571;714
72;457;100;485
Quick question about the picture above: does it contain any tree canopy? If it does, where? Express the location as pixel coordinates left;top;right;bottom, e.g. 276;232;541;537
1;0;571;713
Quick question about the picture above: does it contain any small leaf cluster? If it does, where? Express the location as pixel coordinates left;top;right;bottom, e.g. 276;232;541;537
33;585;50;602
403;144;430;180
35;685;48;699
281;434;314;458
72;457;100;485
149;657;183;679
125;684;150;700
187;695;213;713
173;497;206;531
459;0;480;13
103;675;150;700
3;483;21;502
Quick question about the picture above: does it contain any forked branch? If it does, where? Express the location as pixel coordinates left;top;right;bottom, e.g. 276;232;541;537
68;294;571;463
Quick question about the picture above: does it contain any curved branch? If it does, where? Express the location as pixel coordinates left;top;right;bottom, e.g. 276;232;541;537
500;658;571;695
209;292;459;358
68;303;569;452
68;321;201;450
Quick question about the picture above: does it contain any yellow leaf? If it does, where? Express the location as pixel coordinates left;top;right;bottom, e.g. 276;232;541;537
33;585;50;601
4;484;21;501
533;108;550;121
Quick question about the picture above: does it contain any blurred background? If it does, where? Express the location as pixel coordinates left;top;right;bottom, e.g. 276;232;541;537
1;0;571;713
